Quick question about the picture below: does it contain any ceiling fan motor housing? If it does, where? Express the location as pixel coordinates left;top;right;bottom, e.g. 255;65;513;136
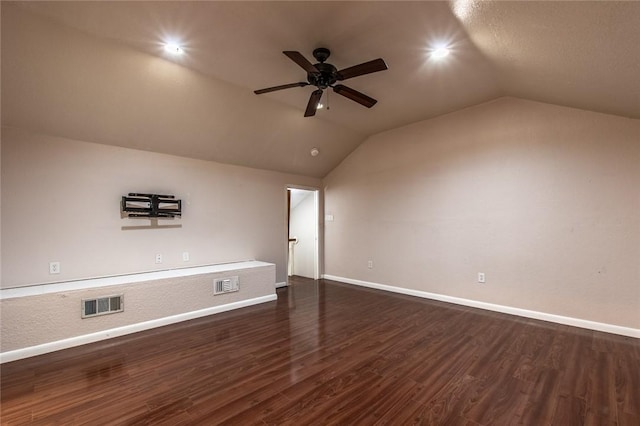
308;62;338;89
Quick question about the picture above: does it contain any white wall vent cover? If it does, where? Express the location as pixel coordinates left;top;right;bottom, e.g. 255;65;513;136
214;276;239;295
82;295;124;318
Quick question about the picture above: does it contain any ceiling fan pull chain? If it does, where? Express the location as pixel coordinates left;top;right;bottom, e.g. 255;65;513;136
327;90;330;110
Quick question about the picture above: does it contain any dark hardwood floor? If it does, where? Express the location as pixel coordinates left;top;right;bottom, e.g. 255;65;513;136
1;277;638;425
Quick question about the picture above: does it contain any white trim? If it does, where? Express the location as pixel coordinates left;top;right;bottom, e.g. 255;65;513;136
275;281;288;288
285;184;321;281
1;261;271;300
0;294;277;364
313;190;320;280
322;274;640;339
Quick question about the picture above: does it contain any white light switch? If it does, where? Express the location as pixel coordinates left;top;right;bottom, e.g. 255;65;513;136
325;214;334;222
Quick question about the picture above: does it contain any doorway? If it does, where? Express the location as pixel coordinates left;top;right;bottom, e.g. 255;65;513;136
287;187;319;282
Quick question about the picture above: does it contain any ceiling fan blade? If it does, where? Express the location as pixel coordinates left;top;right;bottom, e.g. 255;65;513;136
283;51;320;74
304;89;323;117
333;85;377;108
254;82;309;94
336;58;388;81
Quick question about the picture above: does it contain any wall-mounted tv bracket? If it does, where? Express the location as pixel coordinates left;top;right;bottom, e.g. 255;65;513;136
121;193;182;218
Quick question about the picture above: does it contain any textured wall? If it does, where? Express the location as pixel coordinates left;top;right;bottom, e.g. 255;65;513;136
1;127;320;287
1;262;275;352
324;98;640;329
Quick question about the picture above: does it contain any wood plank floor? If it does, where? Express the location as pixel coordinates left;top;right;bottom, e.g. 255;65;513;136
1;277;638;425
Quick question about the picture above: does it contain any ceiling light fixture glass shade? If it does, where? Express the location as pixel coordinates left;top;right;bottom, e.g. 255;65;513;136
164;43;183;54
431;47;450;59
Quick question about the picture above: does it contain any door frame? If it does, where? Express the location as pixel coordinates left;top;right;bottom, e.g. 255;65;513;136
285;185;321;283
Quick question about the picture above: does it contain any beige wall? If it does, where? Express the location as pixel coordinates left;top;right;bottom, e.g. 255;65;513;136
1;127;320;287
324;97;640;329
0;131;2;284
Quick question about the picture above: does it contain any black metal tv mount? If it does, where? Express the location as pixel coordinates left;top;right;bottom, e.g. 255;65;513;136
121;193;181;218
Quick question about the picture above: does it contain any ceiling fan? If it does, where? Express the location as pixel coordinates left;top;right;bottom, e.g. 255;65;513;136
254;48;388;117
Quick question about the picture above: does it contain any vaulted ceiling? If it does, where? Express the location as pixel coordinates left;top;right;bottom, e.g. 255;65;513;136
2;1;639;178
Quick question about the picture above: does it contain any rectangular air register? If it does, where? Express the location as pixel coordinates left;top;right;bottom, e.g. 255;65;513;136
214;276;239;295
82;295;124;318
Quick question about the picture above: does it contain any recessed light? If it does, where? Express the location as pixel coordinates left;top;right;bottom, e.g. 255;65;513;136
164;43;183;54
431;47;450;59
310;148;320;157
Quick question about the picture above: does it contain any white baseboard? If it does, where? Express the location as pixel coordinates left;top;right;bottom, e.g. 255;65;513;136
0;294;277;364
275;281;288;288
322;274;639;339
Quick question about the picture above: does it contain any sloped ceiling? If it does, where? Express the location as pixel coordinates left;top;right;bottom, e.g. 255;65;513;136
2;1;639;178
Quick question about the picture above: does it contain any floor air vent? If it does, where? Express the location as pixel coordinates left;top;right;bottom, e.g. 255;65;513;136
214;276;239;295
82;295;124;318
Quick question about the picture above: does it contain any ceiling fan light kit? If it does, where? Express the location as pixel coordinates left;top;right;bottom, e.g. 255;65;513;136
254;48;388;117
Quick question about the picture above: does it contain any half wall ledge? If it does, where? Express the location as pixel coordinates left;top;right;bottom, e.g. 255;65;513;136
0;261;277;363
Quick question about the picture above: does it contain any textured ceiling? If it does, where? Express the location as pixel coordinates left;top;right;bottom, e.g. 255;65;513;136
458;0;640;120
2;1;639;178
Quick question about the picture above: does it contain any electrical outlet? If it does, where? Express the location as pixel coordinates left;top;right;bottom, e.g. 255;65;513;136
182;251;190;262
155;254;163;264
49;261;61;274
478;272;485;283
367;260;373;269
